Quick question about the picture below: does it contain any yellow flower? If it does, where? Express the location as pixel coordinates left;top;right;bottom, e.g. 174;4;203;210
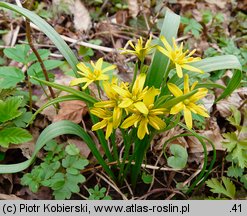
167;74;209;129
121;36;155;62
157;36;203;78
94;79;122;129
90;107;114;139
112;73;149;114
121;87;167;140
70;58;116;89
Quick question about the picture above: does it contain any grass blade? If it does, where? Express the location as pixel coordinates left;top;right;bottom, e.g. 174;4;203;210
192;55;242;72
32;76;97;104
0;120;116;180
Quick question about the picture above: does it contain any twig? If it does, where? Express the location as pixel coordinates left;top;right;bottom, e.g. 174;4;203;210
96;172;128;200
61;35;118;53
25;19;56;99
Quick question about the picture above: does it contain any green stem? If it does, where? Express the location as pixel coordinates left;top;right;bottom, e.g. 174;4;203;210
110;129;120;166
118;129;134;182
96;82;102;99
130;61;139;90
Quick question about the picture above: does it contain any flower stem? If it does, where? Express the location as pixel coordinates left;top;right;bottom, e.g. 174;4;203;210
130;60;139;90
25;19;56;99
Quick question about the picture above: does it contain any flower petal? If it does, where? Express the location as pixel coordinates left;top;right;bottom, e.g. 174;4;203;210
168;83;183;97
132;73;146;95
94;100;116;108
105;121;113;139
69;78;88;86
92;119;108;131
148;115;166;130
113;107;122;128
143;87;160;107
137;118;149;140
118;98;133;108
184;107;192;129
95;57;103;70
102;64;116;73
184;74;190;94
176;63;183;78
121;114;140;129
160;36;172;52
134;102;149;114
170;102;184;114
181;64;203;73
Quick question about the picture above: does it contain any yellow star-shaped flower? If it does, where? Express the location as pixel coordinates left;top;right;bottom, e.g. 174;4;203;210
70;58;116;89
121;87;167;140
167;74;209;129
158;36;203;78
121;36;155;62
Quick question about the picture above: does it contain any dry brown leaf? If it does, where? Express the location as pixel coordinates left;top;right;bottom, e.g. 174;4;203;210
205;0;227;9
127;0;139;17
0;193;23;200
73;0;91;31
52;0;91;31
53;100;87;123
154;126;187;152
187;118;225;153
216;88;247;118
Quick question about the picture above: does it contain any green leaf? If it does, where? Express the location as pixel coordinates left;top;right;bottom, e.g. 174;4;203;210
206;177;236;199
227;165;244;178
192;55;242;72
0;127;32;148
0;96;23;123
30;77;98;104
222;132;247;168
0;2;78;74
28;60;63;84
13;111;32;128
182;18;202;38
27;49;50;62
146;9;180;88
216;69;242;102
192;55;242;101
65;144;80;156
202;10;213;24
141;172;153;184
0;66;25;89
167;144;188;169
3;44;30;64
240;175;247;189
160;89;198;109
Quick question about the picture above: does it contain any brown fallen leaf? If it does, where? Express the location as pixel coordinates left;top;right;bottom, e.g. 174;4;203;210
127;0;139;17
0;193;23;200
187;118;225;153
153;126;187;152
53;100;88;123
216;88;247;118
73;0;91;31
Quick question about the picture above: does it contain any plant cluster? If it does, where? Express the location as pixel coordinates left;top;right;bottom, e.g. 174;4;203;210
0;2;244;199
21;141;88;200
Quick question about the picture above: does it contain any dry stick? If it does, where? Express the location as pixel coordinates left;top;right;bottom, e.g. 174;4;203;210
96;172;128;200
25;19;56;99
166;162;204;200
239;99;247;110
138;188;186;200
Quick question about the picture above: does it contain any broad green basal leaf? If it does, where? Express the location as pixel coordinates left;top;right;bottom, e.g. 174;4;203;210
167;144;188;169
0;67;25;89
